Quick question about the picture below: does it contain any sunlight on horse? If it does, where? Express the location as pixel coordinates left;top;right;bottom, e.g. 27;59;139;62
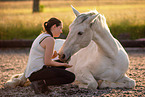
59;6;136;90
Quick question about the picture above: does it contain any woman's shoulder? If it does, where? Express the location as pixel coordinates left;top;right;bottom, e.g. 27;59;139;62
39;36;55;49
45;36;54;40
43;36;55;44
43;32;51;36
40;33;53;41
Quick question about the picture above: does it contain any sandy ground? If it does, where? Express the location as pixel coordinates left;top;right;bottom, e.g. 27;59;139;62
0;48;145;97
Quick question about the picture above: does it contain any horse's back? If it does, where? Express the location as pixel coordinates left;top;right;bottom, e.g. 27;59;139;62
53;39;65;60
54;39;65;52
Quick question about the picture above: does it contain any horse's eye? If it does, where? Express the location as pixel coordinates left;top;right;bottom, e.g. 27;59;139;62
78;32;83;35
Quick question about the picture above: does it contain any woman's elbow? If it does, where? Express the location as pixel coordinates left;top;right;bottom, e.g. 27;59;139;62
44;60;52;66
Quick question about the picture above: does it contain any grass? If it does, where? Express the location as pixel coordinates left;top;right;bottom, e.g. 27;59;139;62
0;0;145;40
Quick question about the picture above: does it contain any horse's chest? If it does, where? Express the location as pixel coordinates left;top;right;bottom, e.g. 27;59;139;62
77;52;112;73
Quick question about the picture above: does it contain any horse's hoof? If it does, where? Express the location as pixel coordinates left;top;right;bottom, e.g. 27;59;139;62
126;80;136;88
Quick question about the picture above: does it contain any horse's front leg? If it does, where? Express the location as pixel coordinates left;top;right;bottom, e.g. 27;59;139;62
98;80;126;89
117;74;136;88
74;67;98;90
98;74;135;89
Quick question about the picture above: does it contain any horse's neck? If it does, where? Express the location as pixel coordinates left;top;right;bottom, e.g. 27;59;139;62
92;28;118;58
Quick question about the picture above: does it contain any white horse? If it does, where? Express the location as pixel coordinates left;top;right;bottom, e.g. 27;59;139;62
59;6;136;90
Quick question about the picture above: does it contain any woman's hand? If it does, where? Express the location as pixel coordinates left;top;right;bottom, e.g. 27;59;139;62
63;63;73;68
52;51;58;59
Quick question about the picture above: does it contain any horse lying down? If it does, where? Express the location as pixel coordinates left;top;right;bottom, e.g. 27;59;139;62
4;39;65;88
58;6;136;90
5;6;136;90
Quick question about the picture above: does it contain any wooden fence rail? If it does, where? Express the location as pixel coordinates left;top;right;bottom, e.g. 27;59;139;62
0;40;145;48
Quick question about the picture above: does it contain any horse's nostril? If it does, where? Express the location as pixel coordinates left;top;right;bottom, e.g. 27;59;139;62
62;54;65;59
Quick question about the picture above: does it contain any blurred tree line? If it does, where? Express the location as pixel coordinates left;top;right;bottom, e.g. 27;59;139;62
0;0;40;13
0;0;32;1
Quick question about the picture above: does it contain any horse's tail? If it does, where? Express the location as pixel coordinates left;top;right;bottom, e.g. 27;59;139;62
4;71;30;88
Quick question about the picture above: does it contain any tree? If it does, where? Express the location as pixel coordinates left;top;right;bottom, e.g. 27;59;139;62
33;0;40;12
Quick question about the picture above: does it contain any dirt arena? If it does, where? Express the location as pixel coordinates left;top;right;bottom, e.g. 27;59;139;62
0;48;145;96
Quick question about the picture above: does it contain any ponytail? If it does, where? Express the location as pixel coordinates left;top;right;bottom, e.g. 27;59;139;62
44;18;61;37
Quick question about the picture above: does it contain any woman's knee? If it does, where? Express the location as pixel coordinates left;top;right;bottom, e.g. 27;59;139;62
67;72;75;83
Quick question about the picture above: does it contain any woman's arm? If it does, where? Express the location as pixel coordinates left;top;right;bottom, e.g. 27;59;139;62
40;37;72;68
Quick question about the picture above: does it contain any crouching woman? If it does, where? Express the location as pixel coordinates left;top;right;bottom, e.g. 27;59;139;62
25;17;75;94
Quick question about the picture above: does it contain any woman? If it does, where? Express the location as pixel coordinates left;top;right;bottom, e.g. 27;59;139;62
25;18;75;94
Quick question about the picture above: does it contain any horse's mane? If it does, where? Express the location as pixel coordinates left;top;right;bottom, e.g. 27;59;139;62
83;10;108;28
70;10;110;32
88;10;110;32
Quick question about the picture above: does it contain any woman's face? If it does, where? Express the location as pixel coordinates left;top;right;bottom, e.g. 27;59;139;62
51;23;63;37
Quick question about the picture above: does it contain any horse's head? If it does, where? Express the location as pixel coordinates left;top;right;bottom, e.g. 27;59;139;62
59;6;99;62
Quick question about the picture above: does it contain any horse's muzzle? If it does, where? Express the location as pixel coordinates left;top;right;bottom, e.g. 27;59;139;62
58;53;71;63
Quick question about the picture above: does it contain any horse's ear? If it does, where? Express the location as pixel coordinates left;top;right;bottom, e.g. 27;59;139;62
85;14;99;24
71;5;80;16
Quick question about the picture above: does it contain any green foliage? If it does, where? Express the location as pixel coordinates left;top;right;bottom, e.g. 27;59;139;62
0;0;145;40
110;22;145;40
0;22;42;40
39;5;45;12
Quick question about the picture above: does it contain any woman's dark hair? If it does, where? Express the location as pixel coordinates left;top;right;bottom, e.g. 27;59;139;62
44;17;61;37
